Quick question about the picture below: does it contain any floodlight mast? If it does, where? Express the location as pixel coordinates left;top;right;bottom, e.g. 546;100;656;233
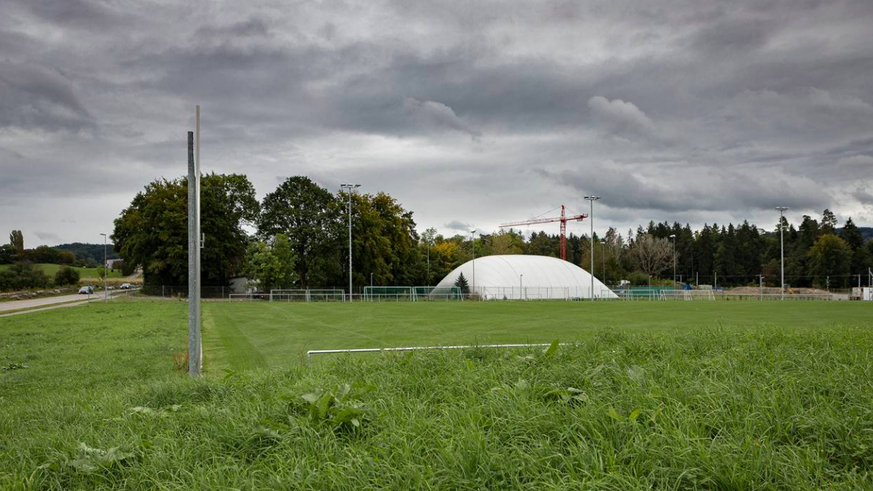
776;207;789;301
584;196;600;300
341;183;360;301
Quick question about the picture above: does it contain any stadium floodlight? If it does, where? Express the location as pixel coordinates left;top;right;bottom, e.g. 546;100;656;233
341;183;361;301
584;196;600;300
100;233;108;303
776;207;789;300
669;234;676;290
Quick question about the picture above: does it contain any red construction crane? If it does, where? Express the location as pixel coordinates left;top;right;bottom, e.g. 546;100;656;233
499;205;588;261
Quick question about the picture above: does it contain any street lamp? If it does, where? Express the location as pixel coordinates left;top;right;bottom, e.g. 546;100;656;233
669;234;676;290
776;207;789;301
584;196;600;300
100;233;108;303
470;230;477;298
341;183;361;301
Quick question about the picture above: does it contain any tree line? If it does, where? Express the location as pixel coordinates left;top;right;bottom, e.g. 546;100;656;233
111;173;873;292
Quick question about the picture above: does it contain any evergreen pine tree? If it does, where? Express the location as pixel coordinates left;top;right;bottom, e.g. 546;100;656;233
454;272;470;294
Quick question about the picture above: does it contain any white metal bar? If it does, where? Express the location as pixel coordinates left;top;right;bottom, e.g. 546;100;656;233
306;342;565;366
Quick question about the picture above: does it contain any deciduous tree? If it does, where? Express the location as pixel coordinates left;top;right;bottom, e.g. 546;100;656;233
113;173;258;286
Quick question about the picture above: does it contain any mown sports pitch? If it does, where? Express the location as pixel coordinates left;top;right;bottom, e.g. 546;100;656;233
2;299;873;489
203;300;873;371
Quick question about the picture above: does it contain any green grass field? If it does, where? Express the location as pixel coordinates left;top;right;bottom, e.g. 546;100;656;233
2;299;873;489
0;263;124;279
203;300;873;371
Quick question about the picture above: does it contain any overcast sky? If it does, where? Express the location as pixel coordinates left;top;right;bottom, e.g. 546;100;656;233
2;0;872;247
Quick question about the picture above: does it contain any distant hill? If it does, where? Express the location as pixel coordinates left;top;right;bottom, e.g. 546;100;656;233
54;243;120;263
860;227;873;242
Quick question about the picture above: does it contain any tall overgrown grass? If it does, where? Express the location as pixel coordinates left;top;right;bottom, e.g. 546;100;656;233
3;326;872;489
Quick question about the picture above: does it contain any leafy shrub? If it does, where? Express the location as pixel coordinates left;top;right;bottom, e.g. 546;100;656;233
0;262;50;291
55;266;81;286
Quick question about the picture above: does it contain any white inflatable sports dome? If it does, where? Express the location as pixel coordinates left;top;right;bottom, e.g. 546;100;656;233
433;255;617;300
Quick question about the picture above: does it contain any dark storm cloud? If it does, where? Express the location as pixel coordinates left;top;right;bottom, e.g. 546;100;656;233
1;0;872;246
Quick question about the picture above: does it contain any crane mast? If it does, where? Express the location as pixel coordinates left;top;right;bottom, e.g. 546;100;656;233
499;205;588;261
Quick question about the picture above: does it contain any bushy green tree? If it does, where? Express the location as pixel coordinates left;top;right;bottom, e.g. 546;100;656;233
0;262;50;291
808;235;852;287
113;173;259;287
258;177;343;288
0;244;15;264
243;234;298;292
350;192;420;288
55;266;81;286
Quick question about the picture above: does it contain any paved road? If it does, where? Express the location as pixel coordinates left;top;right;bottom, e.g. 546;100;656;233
0;292;108;313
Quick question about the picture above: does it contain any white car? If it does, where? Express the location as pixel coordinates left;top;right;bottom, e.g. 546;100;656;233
120;283;132;290
78;286;94;294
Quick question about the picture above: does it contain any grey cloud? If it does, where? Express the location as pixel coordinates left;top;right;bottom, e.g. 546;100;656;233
538;164;829;214
1;0;872;246
195;17;272;40
690;18;772;54
403;98;481;139
587;96;656;139
0;63;93;132
34;231;61;243
444;221;475;232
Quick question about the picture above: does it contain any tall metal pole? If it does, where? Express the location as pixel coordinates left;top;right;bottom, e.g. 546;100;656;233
584;196;600;299
341;183;360;301
100;233;107;302
470;230;476;298
759;274;763;301
187;108;202;377
601;239;606;286
670;234;676;290
519;274;523;300
776;207;789;301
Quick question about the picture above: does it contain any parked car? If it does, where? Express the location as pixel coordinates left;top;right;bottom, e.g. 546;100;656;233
78;286;94;295
120;283;132;290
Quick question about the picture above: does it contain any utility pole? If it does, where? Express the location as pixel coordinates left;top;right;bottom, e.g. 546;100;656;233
584;196;600;300
100;233;107;303
776;207;789;300
340;183;360;301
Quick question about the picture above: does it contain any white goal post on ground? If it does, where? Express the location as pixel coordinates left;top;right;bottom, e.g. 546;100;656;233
362;286;462;301
269;289;346;302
